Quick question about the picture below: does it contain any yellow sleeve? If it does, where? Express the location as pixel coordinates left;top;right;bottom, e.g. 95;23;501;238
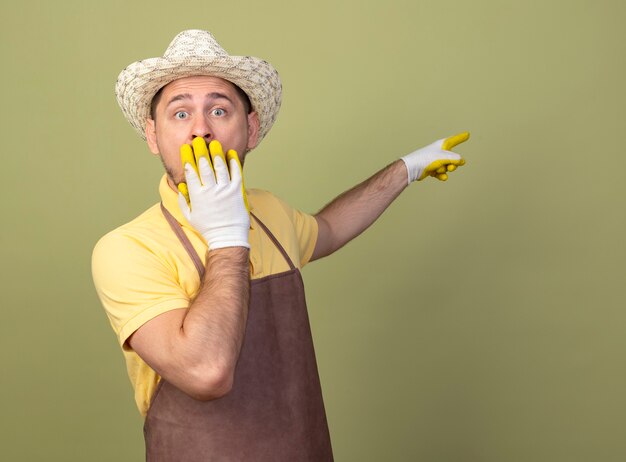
291;206;318;267
271;195;319;267
91;231;191;347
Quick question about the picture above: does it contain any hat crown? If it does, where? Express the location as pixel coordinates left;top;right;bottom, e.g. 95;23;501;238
163;29;228;60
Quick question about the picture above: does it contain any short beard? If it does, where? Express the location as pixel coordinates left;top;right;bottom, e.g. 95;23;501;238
159;155;184;187
154;137;184;186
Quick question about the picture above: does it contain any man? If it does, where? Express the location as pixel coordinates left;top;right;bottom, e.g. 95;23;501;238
92;29;468;461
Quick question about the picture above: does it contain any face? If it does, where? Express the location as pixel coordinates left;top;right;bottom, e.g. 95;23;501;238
145;76;260;188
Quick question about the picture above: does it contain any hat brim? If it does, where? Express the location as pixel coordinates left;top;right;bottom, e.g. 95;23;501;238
116;55;282;143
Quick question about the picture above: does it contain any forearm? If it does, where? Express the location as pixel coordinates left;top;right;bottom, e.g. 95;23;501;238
177;247;250;394
311;132;469;260
130;246;250;400
312;160;408;259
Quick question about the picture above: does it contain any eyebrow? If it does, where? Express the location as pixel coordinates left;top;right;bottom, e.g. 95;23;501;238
165;92;235;108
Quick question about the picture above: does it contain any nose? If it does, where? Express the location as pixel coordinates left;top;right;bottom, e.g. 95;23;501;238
190;116;213;144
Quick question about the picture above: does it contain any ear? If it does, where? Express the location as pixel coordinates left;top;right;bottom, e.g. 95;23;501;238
145;118;160;154
246;112;260;150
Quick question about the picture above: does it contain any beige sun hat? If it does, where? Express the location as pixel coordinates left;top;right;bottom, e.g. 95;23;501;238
115;29;282;144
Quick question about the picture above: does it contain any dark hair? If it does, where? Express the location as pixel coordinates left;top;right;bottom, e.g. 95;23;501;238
149;81;252;120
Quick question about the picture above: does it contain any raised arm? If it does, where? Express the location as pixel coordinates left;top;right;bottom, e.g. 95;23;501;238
311;132;469;260
129;139;251;401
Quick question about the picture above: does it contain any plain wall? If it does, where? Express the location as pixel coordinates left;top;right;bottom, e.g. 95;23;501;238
1;0;625;460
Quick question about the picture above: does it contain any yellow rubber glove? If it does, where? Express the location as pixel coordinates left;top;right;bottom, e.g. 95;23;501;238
400;132;469;184
177;138;250;249
178;138;249;213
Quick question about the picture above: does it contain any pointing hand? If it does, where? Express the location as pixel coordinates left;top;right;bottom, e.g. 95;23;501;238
400;132;469;183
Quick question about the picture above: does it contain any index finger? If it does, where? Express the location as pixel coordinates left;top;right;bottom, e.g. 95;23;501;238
227;149;249;212
442;131;470;151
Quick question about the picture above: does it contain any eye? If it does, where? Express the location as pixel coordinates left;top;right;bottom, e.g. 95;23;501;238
174;111;188;120
212;108;226;117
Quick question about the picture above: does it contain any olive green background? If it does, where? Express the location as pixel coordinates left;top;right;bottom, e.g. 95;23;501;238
1;0;625;460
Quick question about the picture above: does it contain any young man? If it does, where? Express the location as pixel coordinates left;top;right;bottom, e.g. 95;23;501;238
93;29;468;461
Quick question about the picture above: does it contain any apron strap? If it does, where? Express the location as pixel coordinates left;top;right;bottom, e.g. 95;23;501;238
160;203;206;279
160;205;297;277
250;212;296;271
